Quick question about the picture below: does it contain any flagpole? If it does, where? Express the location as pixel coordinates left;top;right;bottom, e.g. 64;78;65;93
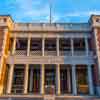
49;0;52;24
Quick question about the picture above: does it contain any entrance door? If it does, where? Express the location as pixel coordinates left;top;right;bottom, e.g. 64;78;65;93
76;65;89;94
60;69;67;94
45;68;55;94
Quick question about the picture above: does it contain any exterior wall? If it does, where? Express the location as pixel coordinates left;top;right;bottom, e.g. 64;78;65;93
87;26;100;95
91;15;100;95
0;28;7;94
0;16;12;95
93;28;100;95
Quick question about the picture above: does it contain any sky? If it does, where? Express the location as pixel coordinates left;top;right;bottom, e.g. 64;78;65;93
0;0;100;23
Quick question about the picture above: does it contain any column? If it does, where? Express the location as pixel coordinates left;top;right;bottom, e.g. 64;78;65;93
85;37;89;56
56;64;61;95
12;37;16;55
67;67;71;93
29;68;33;92
24;64;29;94
87;65;94;95
41;64;45;94
42;38;45;56
72;65;77;95
57;37;59;56
71;38;74;56
7;64;14;94
27;37;31;56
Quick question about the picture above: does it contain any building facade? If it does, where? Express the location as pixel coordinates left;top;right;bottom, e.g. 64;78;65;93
0;15;100;100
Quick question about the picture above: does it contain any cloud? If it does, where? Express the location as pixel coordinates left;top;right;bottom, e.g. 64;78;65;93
11;0;51;22
1;0;100;22
4;0;100;22
65;10;100;17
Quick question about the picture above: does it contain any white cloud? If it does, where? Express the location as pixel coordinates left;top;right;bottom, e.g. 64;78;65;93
11;0;100;22
65;10;100;17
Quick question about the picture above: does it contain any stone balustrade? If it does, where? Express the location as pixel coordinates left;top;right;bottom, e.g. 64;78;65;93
12;23;90;31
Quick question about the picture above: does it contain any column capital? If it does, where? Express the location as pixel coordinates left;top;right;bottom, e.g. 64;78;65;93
3;28;8;33
28;35;31;39
57;35;60;38
72;64;76;67
88;64;91;67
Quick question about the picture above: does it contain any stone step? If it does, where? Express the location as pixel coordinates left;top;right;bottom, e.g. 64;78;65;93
0;96;99;100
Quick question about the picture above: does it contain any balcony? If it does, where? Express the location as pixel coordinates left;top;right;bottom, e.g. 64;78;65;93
10;37;93;57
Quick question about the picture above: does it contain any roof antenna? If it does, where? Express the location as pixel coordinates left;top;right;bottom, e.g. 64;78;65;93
49;0;52;24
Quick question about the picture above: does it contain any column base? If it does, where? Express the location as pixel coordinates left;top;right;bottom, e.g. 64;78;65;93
57;93;61;96
0;85;3;95
95;85;100;96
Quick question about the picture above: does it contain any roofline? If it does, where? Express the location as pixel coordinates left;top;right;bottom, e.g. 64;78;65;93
0;14;14;22
0;14;100;24
90;14;100;21
14;22;89;24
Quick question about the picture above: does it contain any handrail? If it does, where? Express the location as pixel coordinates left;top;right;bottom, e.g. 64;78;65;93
15;50;27;55
30;51;42;56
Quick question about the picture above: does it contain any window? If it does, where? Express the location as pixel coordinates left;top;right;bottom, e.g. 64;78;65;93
3;18;7;22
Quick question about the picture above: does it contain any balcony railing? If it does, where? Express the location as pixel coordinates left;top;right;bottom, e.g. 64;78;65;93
59;51;72;56
44;51;57;56
74;51;86;56
12;50;93;56
74;51;93;56
15;50;27;56
30;51;42;56
13;23;90;31
12;85;24;94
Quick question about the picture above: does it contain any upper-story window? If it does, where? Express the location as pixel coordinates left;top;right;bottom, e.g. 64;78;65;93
96;18;100;23
3;18;7;22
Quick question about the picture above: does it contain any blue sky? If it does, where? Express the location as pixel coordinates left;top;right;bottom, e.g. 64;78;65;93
0;0;100;22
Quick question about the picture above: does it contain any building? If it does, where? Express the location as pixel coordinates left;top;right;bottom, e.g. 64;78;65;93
0;15;100;100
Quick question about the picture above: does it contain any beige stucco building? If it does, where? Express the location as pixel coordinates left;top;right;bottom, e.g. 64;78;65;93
0;15;100;100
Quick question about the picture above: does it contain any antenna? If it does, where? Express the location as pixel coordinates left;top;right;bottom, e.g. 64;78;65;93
49;0;52;24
